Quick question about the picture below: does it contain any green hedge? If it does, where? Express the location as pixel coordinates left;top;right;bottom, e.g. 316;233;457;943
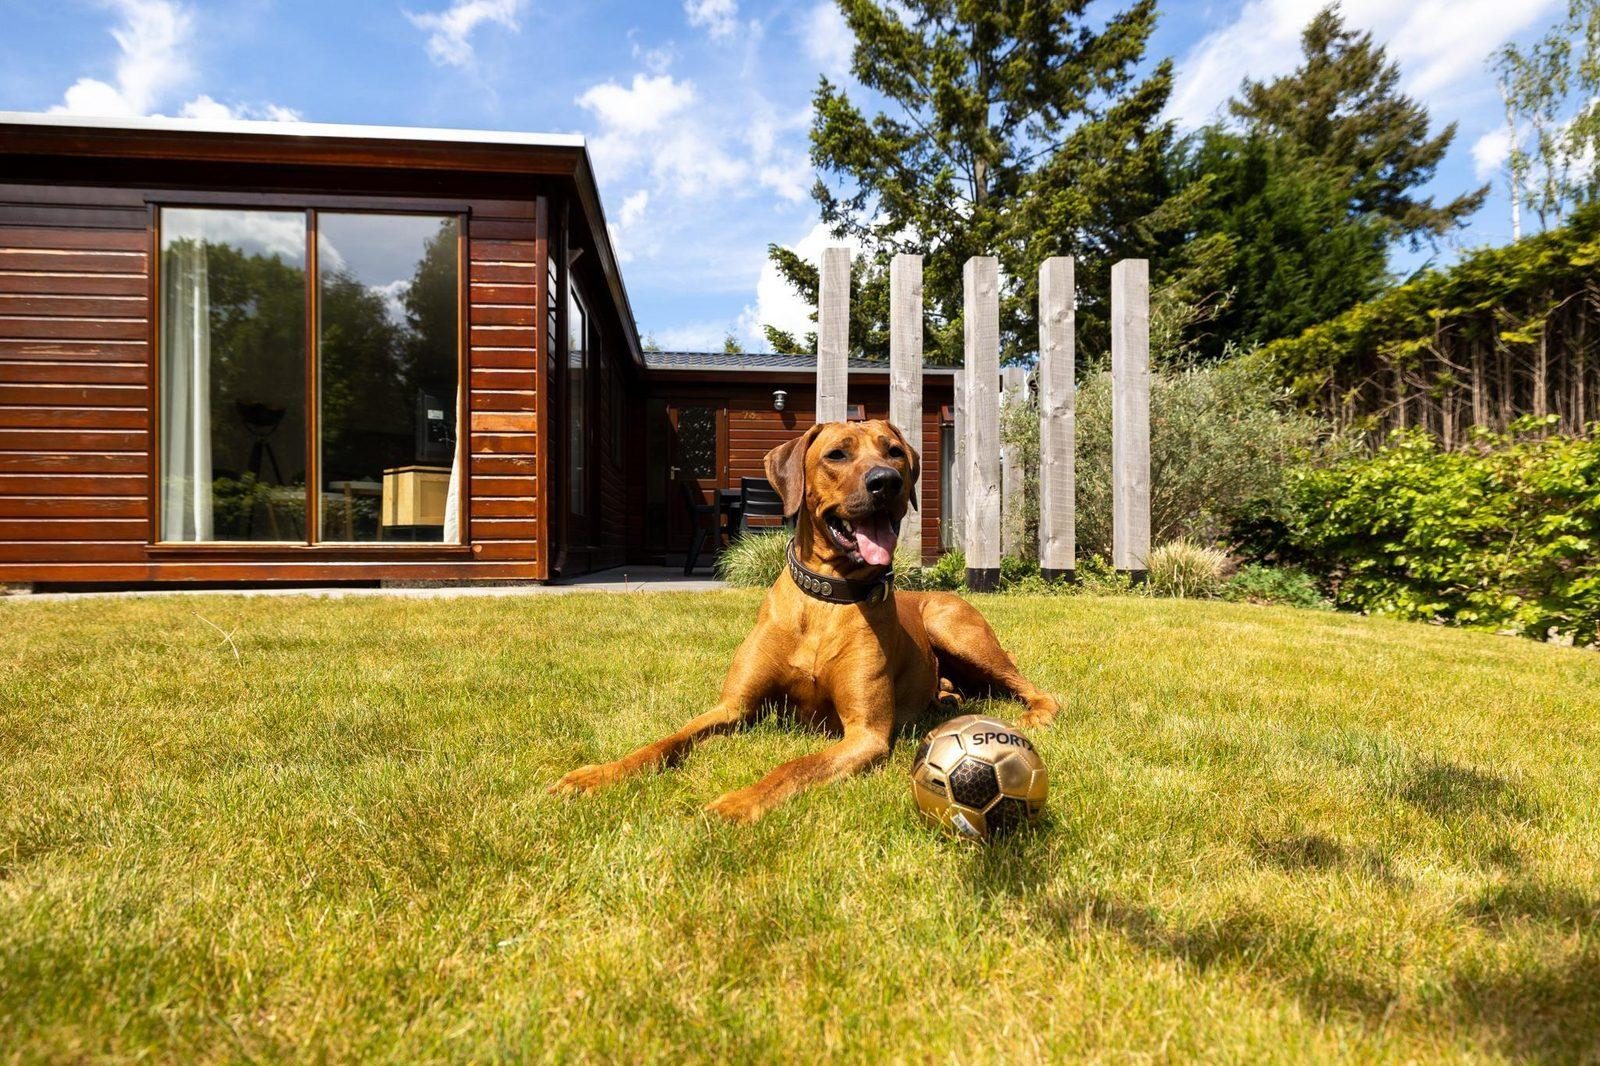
1251;204;1600;441
1245;419;1600;644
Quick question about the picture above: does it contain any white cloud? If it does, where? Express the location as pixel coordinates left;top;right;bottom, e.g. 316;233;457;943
630;33;678;75
619;190;651;228
578;73;753;198
49;0;298;122
372;278;412;326
1473;126;1512;179
653;320;743;351
178;95;303;122
406;0;523;69
607;190;651;264
578;73;696;137
739;221;861;348
801;2;853;77
1167;0;1563;130
685;0;739;40
576;45;820;348
52;0;192;116
163;208;309;264
758;163;810;203
745;105;812;204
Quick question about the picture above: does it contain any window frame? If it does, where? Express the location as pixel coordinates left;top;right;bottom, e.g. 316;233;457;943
147;196;470;554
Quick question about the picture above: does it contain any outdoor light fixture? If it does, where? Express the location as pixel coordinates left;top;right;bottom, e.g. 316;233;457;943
773;389;788;411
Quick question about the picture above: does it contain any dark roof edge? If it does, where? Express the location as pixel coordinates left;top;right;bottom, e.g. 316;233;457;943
643;362;959;378
0;110;643;368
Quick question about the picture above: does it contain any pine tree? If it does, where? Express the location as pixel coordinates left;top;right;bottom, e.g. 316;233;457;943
764;0;1183;364
1173;129;1390;358
1230;5;1486;247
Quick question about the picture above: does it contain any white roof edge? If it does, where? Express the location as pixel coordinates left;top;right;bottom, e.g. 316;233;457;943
0;110;586;149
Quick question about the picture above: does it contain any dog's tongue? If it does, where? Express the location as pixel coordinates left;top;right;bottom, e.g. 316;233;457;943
854;514;897;567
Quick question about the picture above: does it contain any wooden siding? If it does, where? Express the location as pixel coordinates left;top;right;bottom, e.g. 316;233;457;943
0;182;547;584
665;379;951;562
465;204;544;575
0;188;152;580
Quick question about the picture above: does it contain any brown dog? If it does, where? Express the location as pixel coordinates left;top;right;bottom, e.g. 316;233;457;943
550;419;1060;823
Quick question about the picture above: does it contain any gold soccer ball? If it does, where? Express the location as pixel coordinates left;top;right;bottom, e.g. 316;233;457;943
910;714;1048;841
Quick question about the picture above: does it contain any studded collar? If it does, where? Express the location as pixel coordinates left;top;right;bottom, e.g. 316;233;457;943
785;540;894;605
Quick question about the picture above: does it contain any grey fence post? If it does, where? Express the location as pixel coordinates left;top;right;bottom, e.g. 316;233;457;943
1111;258;1150;578
962;256;1001;590
817;246;851;422
889;253;923;562
1039;256;1075;581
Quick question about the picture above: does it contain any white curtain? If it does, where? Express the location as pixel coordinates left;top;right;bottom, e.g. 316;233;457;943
160;240;214;541
442;378;463;544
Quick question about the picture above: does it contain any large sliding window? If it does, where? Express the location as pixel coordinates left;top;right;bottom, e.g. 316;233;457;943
159;210;308;542
157;207;462;545
567;287;589;521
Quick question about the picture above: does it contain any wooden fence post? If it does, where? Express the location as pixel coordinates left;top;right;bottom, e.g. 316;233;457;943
1038;256;1075;581
1111;258;1150;578
1000;365;1026;558
963;256;1001;590
817;246;851;422
889;253;923;562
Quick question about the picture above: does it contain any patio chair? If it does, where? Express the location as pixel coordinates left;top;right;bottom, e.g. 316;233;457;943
679;478;721;575
737;476;791;537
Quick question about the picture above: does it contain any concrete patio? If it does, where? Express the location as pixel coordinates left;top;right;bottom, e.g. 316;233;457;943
3;566;729;603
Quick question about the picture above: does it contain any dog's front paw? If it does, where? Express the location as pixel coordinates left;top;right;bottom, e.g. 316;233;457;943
936;677;963;711
1018;695;1060;730
548;763;621;795
704;788;765;824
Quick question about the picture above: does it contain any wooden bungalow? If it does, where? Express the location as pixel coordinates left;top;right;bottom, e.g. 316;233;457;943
0;113;954;589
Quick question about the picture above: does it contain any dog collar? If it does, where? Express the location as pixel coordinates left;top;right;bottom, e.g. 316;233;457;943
786;541;894;605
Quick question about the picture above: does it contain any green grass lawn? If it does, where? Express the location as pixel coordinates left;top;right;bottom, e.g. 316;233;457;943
3;590;1600;1062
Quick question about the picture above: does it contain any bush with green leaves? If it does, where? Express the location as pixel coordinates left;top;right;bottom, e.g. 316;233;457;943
899;548;966;591
1002;359;1326;561
1222;564;1329;610
1246;419;1600;643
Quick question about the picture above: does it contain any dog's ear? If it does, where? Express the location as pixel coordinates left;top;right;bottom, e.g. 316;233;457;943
889;421;921;511
764;424;822;517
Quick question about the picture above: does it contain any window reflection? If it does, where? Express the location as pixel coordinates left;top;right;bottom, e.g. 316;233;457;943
317;214;461;542
159;208;308;542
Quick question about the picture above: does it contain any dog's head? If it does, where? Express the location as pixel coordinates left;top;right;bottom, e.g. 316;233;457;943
763;419;920;569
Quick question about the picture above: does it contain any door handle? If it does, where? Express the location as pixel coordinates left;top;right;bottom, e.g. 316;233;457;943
669;465;680;479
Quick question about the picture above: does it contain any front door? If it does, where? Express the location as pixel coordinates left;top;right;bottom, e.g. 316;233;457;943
664;402;726;552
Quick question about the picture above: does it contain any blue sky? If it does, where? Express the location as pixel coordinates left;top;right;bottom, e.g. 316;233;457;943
0;0;1566;350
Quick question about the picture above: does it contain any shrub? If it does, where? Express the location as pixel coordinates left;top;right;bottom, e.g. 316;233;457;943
1145;541;1231;598
715;531;789;587
1074;554;1137;596
1245;420;1600;643
1001;359;1326;561
1222;564;1329;609
902;549;966;591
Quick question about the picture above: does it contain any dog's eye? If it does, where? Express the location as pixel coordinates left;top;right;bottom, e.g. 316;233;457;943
824;449;849;461
887;445;905;459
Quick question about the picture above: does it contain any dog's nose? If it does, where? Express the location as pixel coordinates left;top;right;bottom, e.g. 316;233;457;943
865;466;903;499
